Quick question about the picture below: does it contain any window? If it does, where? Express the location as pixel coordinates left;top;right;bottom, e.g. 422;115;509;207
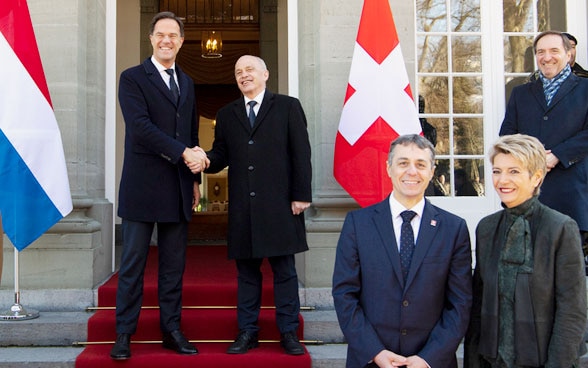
416;0;484;197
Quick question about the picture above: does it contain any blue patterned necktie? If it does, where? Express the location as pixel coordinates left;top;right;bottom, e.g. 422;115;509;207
539;64;571;106
165;69;179;104
399;210;417;281
248;100;257;127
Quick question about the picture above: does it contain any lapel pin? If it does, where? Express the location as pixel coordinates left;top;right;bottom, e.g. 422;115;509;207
430;220;437;227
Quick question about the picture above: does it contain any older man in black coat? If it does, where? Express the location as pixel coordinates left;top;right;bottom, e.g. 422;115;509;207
203;55;312;355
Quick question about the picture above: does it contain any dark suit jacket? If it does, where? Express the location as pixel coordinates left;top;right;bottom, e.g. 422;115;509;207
206;90;312;259
332;197;472;368
118;58;199;222
500;74;588;231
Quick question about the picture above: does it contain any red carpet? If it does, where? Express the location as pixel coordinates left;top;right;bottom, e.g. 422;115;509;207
75;246;311;368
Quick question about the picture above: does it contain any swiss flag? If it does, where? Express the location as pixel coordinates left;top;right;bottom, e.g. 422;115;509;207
334;0;421;207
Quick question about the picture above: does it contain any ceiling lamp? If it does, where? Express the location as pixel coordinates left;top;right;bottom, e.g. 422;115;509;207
201;31;222;58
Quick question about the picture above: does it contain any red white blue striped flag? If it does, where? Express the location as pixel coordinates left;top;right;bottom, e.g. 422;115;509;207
334;0;421;207
0;0;72;251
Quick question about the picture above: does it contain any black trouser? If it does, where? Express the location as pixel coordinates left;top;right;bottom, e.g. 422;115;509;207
115;219;188;334
235;255;300;334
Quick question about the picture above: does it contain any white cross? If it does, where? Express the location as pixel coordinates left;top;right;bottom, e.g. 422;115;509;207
337;42;421;145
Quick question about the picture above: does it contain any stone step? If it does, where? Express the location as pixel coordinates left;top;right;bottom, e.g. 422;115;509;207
0;312;91;347
301;309;344;343
0;347;80;368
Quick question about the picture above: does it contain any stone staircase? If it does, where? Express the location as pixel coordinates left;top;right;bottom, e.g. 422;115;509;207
0;288;347;368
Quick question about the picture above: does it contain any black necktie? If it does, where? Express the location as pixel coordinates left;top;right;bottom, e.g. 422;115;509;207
248;100;257;127
165;69;179;104
399;210;417;281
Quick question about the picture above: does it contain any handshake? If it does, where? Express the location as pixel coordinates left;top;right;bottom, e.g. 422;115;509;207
182;146;210;174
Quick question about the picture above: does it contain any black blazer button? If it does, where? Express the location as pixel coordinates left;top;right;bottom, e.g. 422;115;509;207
250;192;256;197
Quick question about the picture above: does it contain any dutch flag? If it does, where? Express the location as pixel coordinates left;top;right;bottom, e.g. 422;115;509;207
0;1;72;251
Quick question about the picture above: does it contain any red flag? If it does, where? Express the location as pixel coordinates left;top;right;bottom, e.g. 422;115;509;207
334;0;421;207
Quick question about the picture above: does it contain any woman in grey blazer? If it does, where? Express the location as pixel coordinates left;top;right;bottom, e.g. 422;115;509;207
464;134;586;367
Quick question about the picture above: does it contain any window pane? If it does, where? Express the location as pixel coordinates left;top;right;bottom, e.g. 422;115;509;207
454;159;485;196
453;77;483;114
428;118;450;155
452;36;482;72
429;159;451;197
503;0;534;32
454;118;483;155
417;0;447;32
451;0;481;32
419;77;449;114
504;36;535;73
418;36;448;73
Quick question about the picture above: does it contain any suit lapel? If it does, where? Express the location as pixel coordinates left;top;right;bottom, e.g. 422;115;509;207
232;98;250;131
176;65;189;107
234;90;275;134
372;198;405;286
144;59;179;106
254;90;273;130
530;80;548;112
548;74;578;110
405;200;439;288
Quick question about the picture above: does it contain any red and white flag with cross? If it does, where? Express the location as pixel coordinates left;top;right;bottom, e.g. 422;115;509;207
334;0;421;207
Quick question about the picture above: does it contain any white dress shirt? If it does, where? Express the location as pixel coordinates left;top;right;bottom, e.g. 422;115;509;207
388;194;425;250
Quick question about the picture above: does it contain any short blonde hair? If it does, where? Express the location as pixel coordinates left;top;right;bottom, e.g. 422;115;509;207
489;134;547;195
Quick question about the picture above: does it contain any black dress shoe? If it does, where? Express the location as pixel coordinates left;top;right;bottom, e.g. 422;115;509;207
280;331;305;355
110;333;131;360
226;330;259;354
162;330;198;355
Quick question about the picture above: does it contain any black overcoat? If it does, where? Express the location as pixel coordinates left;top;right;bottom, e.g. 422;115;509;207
118;58;199;222
206;90;312;259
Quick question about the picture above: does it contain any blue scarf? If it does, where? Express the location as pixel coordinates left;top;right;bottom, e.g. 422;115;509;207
539;64;571;106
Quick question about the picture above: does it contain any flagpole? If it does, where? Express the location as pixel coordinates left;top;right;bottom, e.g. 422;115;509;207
0;250;39;320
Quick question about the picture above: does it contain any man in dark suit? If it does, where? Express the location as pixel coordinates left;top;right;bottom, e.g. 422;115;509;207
500;30;588;256
332;134;472;368
110;12;206;360
200;55;312;355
